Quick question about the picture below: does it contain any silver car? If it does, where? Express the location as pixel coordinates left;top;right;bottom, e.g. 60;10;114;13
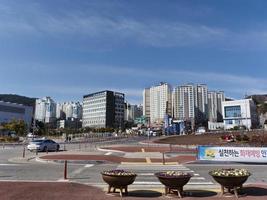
27;139;60;152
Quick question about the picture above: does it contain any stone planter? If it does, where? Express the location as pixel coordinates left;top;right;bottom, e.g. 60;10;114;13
155;171;192;198
209;168;251;198
101;170;137;196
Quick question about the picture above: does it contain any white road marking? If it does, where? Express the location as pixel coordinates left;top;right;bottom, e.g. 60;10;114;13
0;164;20;166
104;152;112;155
191;177;205;180
84;164;94;168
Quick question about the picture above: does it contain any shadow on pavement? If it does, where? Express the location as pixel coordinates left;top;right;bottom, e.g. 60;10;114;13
128;190;162;198
185;190;217;197
244;187;267;196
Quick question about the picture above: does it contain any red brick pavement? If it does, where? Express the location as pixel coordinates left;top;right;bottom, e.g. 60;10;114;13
40;154;196;164
0;181;267;200
103;146;197;153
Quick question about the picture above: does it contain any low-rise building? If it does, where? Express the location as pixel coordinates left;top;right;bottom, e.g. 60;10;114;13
0;101;33;128
222;99;258;130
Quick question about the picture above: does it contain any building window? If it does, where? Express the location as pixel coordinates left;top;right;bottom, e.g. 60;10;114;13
224;106;241;118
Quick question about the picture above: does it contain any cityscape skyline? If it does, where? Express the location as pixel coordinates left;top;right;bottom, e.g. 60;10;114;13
1;0;267;104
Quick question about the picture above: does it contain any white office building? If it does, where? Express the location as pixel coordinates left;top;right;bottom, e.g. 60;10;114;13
208;91;225;122
149;82;172;123
82;90;124;128
0;101;33;128
35;97;56;123
222;99;258;130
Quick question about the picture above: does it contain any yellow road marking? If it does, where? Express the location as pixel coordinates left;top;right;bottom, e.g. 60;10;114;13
146;157;151;163
141;148;151;163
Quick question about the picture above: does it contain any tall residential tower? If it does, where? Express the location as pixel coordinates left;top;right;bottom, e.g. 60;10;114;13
149;82;172;123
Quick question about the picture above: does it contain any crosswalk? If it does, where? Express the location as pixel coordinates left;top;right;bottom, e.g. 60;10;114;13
91;163;218;190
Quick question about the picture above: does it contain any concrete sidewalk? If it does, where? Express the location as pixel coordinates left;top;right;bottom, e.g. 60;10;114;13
0;181;266;200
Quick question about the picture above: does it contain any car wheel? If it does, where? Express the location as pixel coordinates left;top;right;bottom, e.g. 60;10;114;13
56;145;60;152
43;146;47;152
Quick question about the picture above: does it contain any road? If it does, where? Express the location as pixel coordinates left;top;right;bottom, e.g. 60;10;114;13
0;137;267;193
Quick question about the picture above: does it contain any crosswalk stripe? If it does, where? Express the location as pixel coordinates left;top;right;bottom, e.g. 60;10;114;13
84;164;94;168
0;164;20;166
111;164;216;188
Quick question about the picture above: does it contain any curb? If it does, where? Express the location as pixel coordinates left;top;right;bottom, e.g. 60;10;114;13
35;157;58;164
97;147;124;153
8;156;36;164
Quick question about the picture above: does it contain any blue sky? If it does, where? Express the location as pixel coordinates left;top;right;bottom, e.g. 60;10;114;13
1;0;267;104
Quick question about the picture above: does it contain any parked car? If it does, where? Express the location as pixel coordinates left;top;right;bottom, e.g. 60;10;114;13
27;139;60;152
196;127;206;135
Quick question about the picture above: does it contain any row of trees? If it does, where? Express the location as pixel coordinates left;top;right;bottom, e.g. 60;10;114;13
1;119;124;138
1;120;27;136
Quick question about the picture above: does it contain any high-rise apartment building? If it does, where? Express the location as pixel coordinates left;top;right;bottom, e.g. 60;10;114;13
35;97;56;123
149;82;172;123
195;84;208;122
82;90;124;128
142;88;150;121
173;84;195;120
124;103;143;122
57;102;82;120
208;91;225;122
172;84;208;125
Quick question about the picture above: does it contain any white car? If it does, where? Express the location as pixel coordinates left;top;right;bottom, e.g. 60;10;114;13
27;139;60;152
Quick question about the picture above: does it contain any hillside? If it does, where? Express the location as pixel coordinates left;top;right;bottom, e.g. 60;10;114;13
0;94;36;107
246;94;267;114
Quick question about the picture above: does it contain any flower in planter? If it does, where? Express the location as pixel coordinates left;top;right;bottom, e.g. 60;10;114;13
155;171;192;178
209;168;250;177
102;169;136;176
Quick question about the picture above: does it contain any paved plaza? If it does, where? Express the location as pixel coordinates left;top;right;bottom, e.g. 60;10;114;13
1;138;267;199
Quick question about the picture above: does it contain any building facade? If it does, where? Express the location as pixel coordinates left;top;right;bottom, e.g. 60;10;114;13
82;90;124;129
149;82;172;123
0;101;33;128
194;84;208;123
173;84;195;121
56;102;82;120
222;99;258;130
35;97;56;123
208;91;225;122
124;103;143;123
142;88;150;121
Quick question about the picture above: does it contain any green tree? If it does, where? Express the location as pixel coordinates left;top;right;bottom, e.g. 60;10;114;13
3;120;27;136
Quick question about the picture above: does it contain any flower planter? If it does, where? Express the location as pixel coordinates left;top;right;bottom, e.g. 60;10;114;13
101;170;137;196
155;171;192;198
209;168;251;198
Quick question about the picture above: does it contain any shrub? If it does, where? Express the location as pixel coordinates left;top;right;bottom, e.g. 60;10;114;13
236;134;242;141
242;134;250;142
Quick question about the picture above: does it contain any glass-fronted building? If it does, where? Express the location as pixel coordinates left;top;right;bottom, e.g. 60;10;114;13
222;99;258;129
82;90;124;129
0;101;33;128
